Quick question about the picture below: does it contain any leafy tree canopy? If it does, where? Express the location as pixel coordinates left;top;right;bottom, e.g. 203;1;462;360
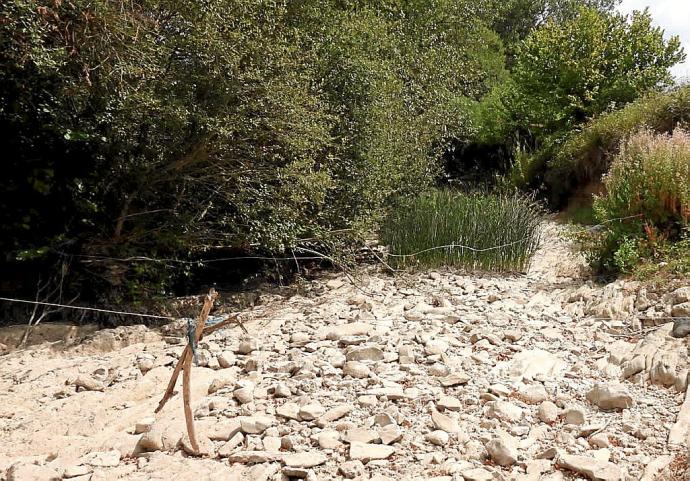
0;0;506;297
511;6;684;141
487;0;620;45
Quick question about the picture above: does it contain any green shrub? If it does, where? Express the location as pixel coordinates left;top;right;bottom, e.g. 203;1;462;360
595;129;690;227
632;234;690;280
511;7;683;143
612;237;642;273
507;144;552;191
581;128;690;274
0;0;506;299
380;190;542;271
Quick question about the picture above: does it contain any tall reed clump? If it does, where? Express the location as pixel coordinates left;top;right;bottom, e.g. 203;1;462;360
583;128;690;273
380;190;543;271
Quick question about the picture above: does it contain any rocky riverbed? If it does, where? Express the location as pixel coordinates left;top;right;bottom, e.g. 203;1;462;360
1;224;689;481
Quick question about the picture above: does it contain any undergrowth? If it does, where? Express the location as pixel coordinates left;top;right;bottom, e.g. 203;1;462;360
631;236;690;282
380;190;543;272
577;128;690;275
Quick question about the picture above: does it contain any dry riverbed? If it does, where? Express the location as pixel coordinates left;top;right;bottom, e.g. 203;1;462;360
1;224;689;481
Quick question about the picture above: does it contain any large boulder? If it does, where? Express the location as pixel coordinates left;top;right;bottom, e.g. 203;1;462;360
586;383;634;411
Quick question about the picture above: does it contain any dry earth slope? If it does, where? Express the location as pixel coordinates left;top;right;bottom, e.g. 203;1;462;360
1;223;690;481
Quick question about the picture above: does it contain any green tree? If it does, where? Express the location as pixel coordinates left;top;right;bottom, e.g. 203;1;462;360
511;7;684;142
486;0;620;45
0;0;507;298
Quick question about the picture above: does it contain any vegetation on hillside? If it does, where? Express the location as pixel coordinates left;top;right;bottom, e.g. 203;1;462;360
447;6;684;191
578;129;690;274
504;7;684;195
0;0;686;304
548;85;690;202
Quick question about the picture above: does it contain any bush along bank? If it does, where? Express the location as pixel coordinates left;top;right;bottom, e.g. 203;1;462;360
577;128;690;276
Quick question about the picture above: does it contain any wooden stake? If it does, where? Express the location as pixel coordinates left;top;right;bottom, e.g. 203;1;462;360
154;344;189;413
182;347;197;451
153;288;218;453
155;312;244;414
192;288;216;344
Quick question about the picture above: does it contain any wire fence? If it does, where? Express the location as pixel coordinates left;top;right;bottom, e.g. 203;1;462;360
0;213;650;326
0;297;176;321
62;213;644;266
0;295;684;329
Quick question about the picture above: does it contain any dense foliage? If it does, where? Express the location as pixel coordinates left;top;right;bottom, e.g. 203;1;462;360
0;0;685;301
548;85;690;200
598;129;690;228
446;6;684;191
380;190;542;271
512;7;682;140
508;8;683;195
487;0;620;47
581;129;690;274
1;0;507;297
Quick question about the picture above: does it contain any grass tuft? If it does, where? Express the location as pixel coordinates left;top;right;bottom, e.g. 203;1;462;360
380;190;543;271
